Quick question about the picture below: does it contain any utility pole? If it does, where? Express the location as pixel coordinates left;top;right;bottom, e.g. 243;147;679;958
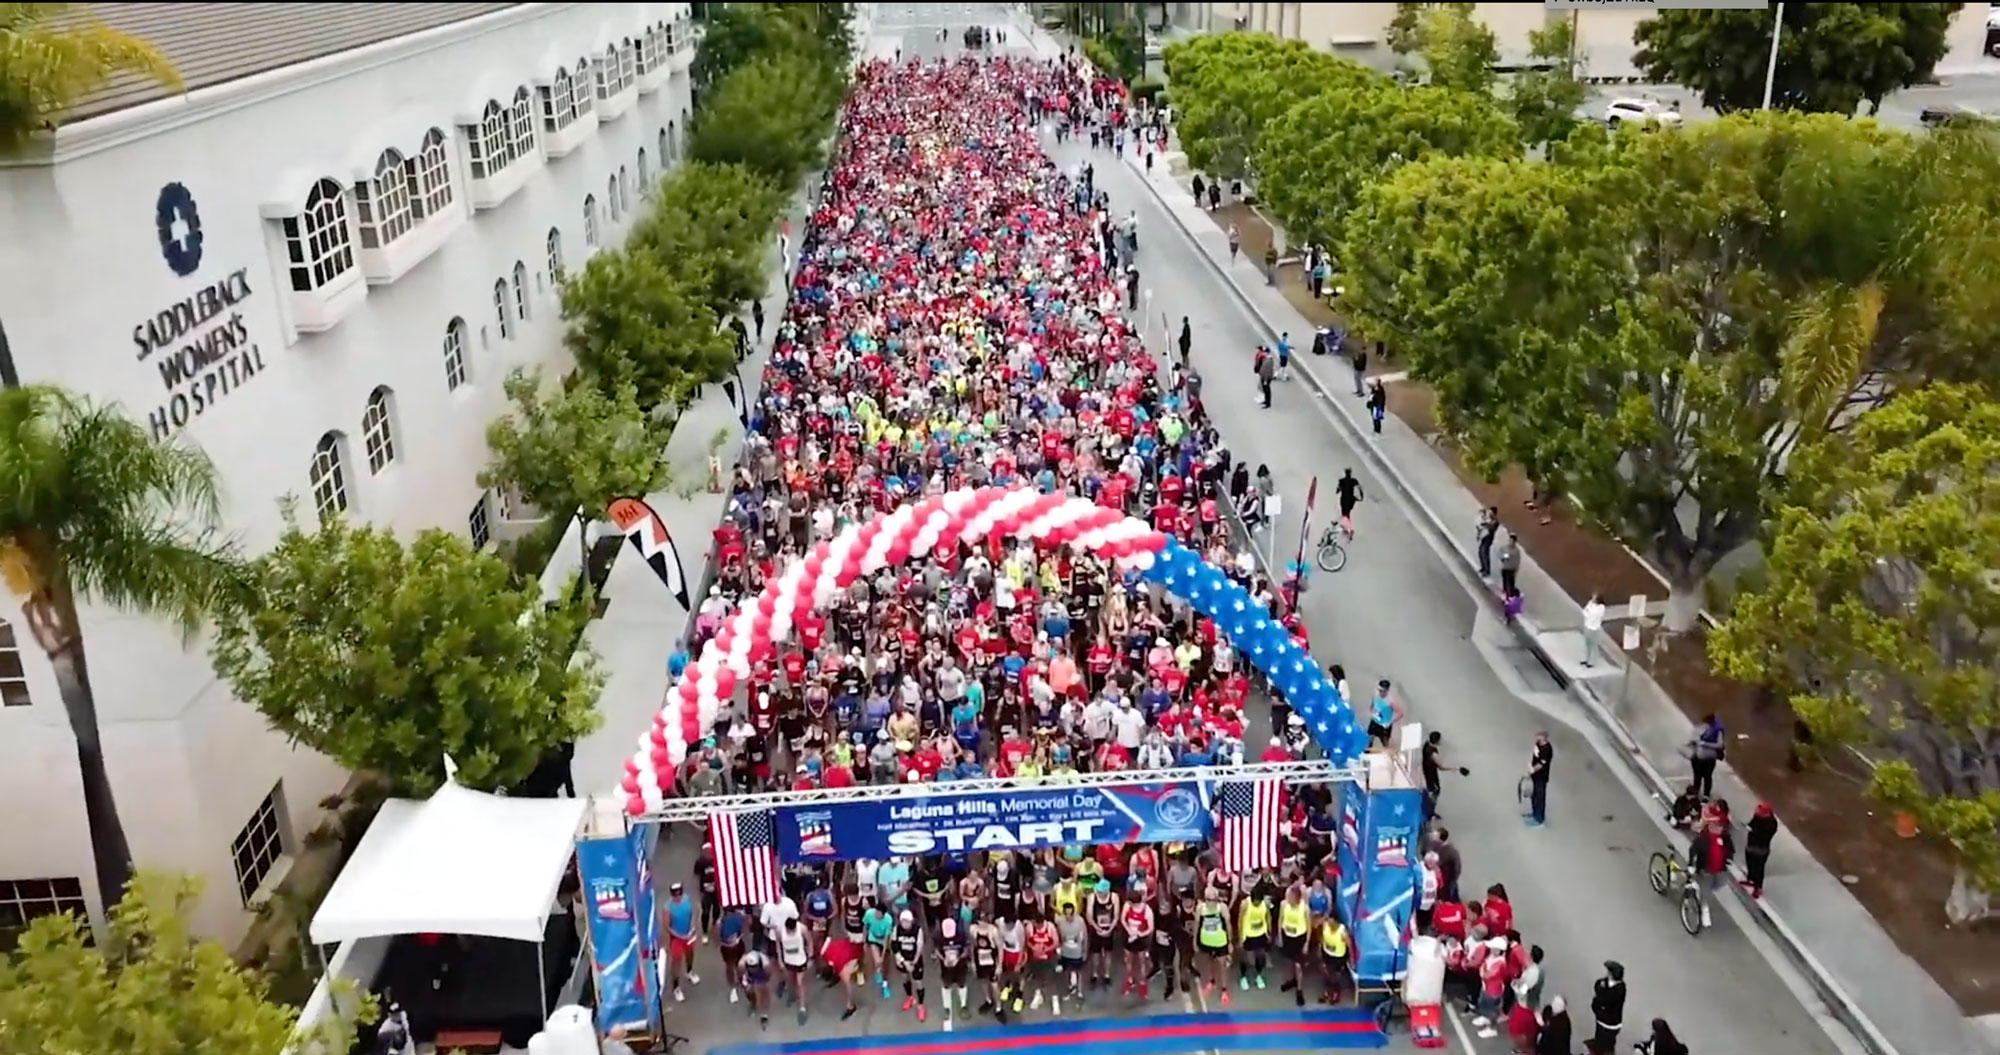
1760;2;1784;110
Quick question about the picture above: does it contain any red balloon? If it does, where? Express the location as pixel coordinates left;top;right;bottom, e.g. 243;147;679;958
841;558;862;580
627;795;649;816
620;773;639;793
886;541;911;565
757;594;777;616
648;726;667;747
650;745;672;768
715;669;738;695
680;713;703;739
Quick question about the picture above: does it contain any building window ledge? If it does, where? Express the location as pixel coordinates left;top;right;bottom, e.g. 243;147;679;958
288;271;367;334
668;40;695;74
360;205;464;286
596;85;637;123
469;151;543;211
638;64;670;94
543;111;599;159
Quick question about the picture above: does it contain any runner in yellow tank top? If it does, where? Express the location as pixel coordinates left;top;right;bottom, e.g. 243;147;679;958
1236;896;1271;990
1317;917;1351;1004
1278;886;1312;1000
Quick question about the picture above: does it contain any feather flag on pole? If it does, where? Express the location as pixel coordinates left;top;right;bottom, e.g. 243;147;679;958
606;497;691;612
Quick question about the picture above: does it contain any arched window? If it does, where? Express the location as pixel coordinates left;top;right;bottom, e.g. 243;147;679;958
546;227;564;283
584;194;599;247
493;279;512;340
509;86;537;160
574;57;595;117
411;128;454;218
543;68;575;132
512;261;530;323
310;432;349;523
356;149;414;248
361;387;397;473
637;148;649;189
658;126;669;162
281;178;354;293
470;100;508;179
620;164;632;212
443;317;469;390
606;174;621;223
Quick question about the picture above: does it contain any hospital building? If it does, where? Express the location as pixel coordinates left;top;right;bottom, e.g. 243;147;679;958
0;1;695;947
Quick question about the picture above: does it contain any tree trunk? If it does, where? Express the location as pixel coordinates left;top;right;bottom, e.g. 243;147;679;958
1662;583;1703;634
42;600;135;917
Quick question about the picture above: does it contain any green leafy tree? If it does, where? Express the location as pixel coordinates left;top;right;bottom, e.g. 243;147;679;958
766;2;855;67
1340;112;1977;630
1256;82;1519;250
481;367;675;522
689;52;842;190
1711;384;2000;924
212;510;602;797
558;248;735;409
1385;2;1497;95
1508;18;1588;149
633;161;785;318
0;2;180;151
1634;3;1962;116
1163;33;1382;182
0;872;329;1055
0;387;240;913
689;3;827;97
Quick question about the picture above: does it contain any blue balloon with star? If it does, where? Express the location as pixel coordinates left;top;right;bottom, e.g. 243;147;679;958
1140;539;1361;764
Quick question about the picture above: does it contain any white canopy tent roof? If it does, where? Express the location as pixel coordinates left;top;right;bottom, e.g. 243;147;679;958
310;781;587;946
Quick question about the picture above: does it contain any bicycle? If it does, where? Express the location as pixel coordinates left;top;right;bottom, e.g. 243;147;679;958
1315;523;1349;573
1645;846;1707;936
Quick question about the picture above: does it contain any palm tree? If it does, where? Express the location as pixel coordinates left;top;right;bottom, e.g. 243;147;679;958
1;2;180;151
0;387;240;914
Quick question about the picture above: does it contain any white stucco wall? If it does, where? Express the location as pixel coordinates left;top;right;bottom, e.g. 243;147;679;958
0;1;693;944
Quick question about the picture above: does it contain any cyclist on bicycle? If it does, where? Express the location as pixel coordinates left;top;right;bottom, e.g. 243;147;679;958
1335;469;1363;538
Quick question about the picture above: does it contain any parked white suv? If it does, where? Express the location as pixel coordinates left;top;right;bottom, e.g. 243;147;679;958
1604;97;1682;128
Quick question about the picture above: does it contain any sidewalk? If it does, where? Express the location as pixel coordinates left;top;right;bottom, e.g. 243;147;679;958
1107;137;1991;1055
569;197;811;802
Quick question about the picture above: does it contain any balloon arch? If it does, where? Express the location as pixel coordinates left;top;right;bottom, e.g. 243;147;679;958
622;486;1365;815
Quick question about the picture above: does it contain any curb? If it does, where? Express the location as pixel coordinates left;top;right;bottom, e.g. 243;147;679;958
1121;155;1902;1055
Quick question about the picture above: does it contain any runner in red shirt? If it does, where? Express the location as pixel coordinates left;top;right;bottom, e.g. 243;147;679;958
822;934;864;1019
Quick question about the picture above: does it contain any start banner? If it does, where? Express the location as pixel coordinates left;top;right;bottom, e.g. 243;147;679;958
775;781;1215;862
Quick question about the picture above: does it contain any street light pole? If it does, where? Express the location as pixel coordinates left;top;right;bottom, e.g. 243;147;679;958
1760;2;1784;110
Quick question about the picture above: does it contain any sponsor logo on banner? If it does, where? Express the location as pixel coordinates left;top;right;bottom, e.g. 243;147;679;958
592;877;632;920
795;811;837;856
774;781;1214;862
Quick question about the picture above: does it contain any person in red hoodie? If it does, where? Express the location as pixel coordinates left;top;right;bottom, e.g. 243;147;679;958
1481;884;1514;937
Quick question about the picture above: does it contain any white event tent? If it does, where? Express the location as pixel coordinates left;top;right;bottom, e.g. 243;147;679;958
310;779;587;1018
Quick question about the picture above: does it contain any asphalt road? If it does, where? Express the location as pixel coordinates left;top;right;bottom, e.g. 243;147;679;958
648;5;1849;1054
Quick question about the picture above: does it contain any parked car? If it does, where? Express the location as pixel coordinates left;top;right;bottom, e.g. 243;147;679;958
1604;97;1682;128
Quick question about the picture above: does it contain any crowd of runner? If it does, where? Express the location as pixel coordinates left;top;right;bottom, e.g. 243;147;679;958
645;54;1385;1033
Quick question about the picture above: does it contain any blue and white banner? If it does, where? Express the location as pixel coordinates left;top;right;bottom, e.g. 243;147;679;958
577;832;655;1035
1332;781;1423;986
775;782;1214;862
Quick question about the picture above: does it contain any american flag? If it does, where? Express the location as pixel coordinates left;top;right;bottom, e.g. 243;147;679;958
710;810;782;907
1217;780;1282;872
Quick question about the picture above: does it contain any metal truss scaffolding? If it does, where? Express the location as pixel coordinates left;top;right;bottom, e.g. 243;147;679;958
633;758;1366;823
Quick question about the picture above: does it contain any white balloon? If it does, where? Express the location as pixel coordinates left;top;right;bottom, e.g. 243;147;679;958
697;673;720;698
814;582;838;606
